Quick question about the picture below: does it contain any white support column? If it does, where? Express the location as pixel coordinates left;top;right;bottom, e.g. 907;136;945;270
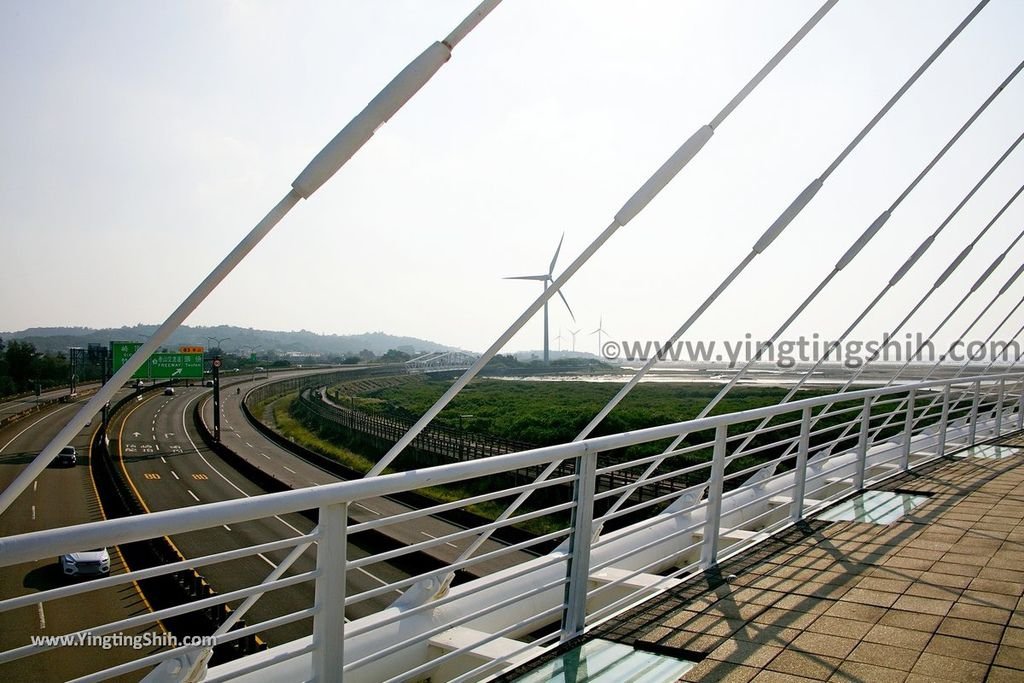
1018;382;1024;430
791;407;812;521
969;380;982;445
938;384;952;454
854;397;872;490
995;379;1006;435
901;389;917;470
701;425;728;569
562;451;598;641
312;503;348;683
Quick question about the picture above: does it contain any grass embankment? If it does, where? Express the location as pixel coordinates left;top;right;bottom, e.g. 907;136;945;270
265;392;522;528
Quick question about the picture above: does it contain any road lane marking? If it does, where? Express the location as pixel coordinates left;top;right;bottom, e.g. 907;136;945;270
160;457;167;464
31;505;36;521
257;553;276;568
355;503;379;515
37;603;45;630
421;531;458;548
171;471;179;480
261;453;271;460
0;404;75;453
33;481;37;493
192;473;209;480
223;525;232;532
245;442;253;448
183;396;305;536
187;490;200;502
144;473;161;480
283;465;296;474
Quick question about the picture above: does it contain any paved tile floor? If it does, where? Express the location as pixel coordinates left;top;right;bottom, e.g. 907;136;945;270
591;436;1024;682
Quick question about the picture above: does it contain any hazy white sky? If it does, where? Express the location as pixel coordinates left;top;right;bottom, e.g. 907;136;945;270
2;1;1023;357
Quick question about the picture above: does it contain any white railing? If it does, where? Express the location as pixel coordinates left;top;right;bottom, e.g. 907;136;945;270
0;371;1022;683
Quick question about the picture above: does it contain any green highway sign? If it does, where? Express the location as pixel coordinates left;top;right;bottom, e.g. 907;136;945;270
111;341;146;379
111;341;204;380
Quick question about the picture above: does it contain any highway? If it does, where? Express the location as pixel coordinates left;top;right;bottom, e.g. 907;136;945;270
0;382;99;423
113;383;408;648
206;375;540;577
0;393;161;683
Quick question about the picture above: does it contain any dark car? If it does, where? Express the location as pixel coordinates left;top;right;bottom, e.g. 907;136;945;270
56;446;77;466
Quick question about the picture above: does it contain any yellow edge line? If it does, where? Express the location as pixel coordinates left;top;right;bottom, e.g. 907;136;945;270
89;406;167;635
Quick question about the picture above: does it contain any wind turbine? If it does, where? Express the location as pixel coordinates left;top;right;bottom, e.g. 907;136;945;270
505;234;575;363
554;329;564;352
590;316;609;356
569;328;581;353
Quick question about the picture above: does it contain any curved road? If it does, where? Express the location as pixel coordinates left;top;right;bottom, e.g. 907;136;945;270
206;375;538;578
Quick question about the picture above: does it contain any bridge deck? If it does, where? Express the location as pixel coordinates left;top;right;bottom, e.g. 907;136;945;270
510;435;1024;682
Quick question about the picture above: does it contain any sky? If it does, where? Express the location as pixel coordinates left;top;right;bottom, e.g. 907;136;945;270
2;0;1024;361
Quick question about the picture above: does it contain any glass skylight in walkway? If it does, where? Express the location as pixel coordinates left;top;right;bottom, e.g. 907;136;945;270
817;490;928;524
512;638;695;683
954;444;1020;459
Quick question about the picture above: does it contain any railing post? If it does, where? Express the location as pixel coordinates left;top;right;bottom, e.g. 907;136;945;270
790;407;811;522
900;389;916;471
854;397;872;490
700;425;728;570
968;380;981;445
995;379;1006;436
562;448;597;642
937;384;951;455
1018;381;1024;431
312;502;348;683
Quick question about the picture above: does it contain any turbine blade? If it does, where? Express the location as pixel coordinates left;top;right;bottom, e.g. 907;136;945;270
504;274;548;281
557;288;575;321
548;233;565;275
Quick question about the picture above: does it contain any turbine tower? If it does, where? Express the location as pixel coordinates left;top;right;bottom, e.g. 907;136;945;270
505;234;575;363
569;328;581;353
555;329;564;352
590;316;609;356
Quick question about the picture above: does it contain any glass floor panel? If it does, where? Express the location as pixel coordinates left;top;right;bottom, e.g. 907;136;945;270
953;444;1020;459
512;638;695;683
817;490;928;524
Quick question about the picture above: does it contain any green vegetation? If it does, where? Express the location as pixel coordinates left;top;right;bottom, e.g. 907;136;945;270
0;338;102;398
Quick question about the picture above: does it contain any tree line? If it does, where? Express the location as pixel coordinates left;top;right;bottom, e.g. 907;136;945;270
0;338;103;398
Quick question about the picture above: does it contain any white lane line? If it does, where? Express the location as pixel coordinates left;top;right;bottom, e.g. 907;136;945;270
245;442;253;448
37;603;45;630
257;553;276;568
283;465;296;474
421;530;457;548
261;453;271;460
223;525;232;532
187;489;200;502
161;457;167;464
171;471;180;480
355;503;379;516
0;404;75;453
182;395;305;537
33;481;37;493
31;505;36;521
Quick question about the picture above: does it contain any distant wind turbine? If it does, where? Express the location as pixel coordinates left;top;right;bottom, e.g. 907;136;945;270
569;328;581;353
590;316;609;356
554;329;564;352
505;234;575;363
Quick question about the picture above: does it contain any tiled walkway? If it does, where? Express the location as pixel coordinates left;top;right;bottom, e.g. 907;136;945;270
591;436;1024;682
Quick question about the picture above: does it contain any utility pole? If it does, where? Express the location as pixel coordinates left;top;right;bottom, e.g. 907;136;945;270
212;356;222;442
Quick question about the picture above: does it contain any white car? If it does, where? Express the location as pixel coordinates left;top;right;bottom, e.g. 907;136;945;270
61;548;110;577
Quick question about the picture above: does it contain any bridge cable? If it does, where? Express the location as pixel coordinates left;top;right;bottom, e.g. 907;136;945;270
433;1;989;584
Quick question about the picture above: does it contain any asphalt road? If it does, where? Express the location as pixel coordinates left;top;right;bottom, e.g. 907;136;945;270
206;377;538;578
0;383;100;422
114;386;408;648
0;393;161;683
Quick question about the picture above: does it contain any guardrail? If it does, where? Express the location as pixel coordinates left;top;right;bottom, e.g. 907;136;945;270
0;371;1021;683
